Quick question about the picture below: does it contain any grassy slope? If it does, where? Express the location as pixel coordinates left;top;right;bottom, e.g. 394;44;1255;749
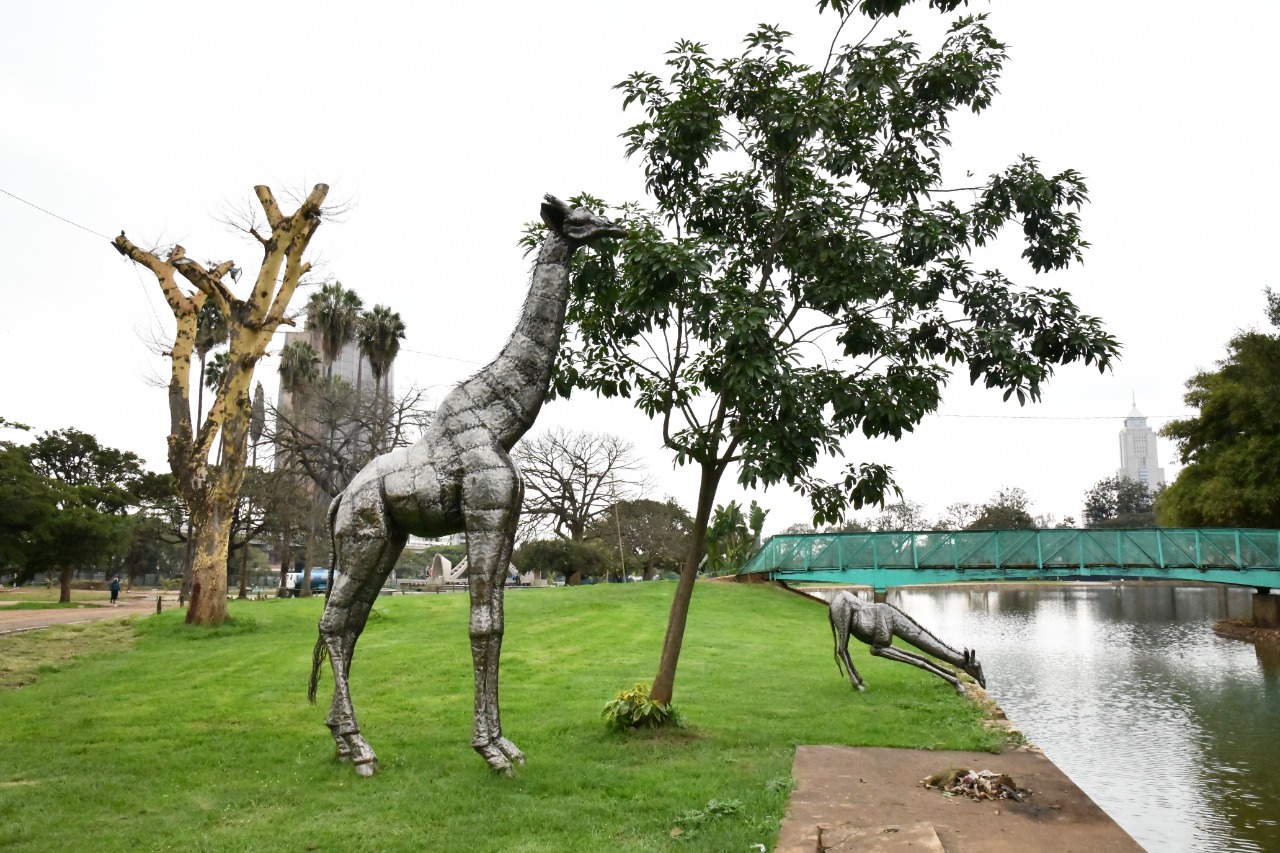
0;582;1002;852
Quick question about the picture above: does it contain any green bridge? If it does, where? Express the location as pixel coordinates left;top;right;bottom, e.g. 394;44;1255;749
739;528;1280;594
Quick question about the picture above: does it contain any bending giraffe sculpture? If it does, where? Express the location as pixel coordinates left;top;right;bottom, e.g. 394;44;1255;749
308;195;624;776
828;591;986;695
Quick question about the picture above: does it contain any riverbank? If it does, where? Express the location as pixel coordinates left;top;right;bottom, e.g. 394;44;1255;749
1213;617;1280;645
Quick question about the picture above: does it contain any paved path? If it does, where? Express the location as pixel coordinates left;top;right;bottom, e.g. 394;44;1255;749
776;744;1144;852
0;592;175;635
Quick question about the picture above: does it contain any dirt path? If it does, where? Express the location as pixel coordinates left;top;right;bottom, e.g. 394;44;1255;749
0;593;176;635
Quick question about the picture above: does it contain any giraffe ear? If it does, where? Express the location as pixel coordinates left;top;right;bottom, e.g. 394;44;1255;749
540;195;569;234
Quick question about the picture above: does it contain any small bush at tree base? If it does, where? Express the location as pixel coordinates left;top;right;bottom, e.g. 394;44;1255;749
602;682;682;732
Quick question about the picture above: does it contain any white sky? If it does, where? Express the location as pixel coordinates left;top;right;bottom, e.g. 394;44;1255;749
2;1;1277;533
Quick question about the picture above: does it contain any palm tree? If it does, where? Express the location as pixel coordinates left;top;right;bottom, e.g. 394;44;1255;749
278;339;321;403
358;304;406;451
306;282;363;380
276;339;321;596
194;300;228;428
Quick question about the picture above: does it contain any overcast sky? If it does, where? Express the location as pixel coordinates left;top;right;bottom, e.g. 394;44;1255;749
3;1;1277;533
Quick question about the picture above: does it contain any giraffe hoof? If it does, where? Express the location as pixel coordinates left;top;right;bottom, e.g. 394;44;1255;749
496;737;525;765
475;742;515;775
354;758;378;777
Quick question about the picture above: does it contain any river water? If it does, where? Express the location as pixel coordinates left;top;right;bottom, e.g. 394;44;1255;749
817;583;1280;852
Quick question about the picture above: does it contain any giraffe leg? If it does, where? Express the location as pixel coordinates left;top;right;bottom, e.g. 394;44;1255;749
462;456;524;774
869;644;966;694
317;516;406;777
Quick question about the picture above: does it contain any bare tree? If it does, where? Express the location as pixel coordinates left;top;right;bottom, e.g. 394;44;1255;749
513;428;652;542
113;184;330;625
266;381;433;499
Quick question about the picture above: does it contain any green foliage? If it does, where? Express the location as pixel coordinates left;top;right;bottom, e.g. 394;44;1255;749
540;6;1116;530
671;798;745;841
1084;476;1160;528
305;281;364;373
515;537;611;583
1158;290;1280;528
705;499;767;573
587;497;693;578
602;681;682;732
967;487;1035;530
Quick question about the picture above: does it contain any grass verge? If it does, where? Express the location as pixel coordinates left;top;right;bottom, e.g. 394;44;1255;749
0;582;1005;852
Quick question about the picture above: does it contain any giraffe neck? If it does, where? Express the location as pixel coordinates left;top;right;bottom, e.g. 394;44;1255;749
451;232;574;450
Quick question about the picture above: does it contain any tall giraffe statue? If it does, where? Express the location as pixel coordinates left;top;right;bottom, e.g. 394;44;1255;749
309;196;624;776
828;590;986;695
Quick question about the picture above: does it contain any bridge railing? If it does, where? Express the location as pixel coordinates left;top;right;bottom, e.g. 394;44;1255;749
740;528;1280;576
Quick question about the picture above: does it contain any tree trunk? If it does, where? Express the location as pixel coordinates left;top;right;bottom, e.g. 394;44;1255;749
278;524;294;596
185;493;232;625
649;463;722;705
59;566;73;603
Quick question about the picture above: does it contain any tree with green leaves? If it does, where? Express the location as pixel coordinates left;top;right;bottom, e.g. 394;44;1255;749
704;500;767;574
587;497;692;580
23;428;149;601
1158;291;1280;527
967;487;1035;530
542;0;1118;705
307;281;364;381
514;538;611;586
358;303;407;450
1083;476;1160;529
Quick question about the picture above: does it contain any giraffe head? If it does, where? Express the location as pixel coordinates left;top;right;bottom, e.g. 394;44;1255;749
963;648;986;689
541;195;626;246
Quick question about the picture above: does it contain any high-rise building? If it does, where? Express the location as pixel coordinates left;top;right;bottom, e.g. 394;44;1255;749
1117;401;1165;488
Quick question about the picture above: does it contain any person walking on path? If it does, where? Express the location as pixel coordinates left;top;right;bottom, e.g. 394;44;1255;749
110;576;121;607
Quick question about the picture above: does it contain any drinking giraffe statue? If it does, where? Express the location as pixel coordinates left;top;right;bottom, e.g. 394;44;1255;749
308;195;624;776
828;590;986;695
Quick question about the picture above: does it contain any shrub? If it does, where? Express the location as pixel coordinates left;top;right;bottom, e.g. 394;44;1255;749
602;682;682;732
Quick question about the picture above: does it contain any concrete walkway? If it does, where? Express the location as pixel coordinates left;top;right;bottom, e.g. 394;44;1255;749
776;745;1144;852
0;592;174;635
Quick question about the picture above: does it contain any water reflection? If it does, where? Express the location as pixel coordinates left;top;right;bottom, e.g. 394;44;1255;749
811;583;1279;853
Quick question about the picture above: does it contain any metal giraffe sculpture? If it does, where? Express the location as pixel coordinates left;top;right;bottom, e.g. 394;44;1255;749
828;590;986;695
309;196;624;776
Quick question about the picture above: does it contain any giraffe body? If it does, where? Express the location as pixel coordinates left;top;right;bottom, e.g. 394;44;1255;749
309;196;623;776
828;590;986;695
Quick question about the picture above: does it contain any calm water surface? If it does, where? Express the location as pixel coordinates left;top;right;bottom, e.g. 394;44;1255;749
857;584;1280;852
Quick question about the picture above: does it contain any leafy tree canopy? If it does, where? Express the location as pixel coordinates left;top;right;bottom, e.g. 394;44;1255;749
1083;475;1160;529
966;486;1034;530
586;497;692;579
1158;291;1280;527
535;0;1117;705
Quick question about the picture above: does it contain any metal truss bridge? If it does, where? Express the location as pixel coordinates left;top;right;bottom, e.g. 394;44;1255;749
738;528;1280;593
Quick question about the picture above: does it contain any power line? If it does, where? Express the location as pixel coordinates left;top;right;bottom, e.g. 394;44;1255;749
937;413;1187;421
399;346;484;366
0;186;110;240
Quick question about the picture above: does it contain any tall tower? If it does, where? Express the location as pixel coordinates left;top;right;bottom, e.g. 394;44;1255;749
1117;400;1165;488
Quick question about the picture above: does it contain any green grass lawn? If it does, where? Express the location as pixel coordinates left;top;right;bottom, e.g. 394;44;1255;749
0;582;1004;852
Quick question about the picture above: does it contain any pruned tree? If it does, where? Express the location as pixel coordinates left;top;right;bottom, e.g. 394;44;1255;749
541;1;1118;705
113;183;330;625
513;428;652;542
1158;290;1280;528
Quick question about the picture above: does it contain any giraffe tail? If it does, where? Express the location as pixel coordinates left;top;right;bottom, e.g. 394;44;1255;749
308;634;328;705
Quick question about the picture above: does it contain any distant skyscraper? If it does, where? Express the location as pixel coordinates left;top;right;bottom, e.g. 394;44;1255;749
1117;400;1165;488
